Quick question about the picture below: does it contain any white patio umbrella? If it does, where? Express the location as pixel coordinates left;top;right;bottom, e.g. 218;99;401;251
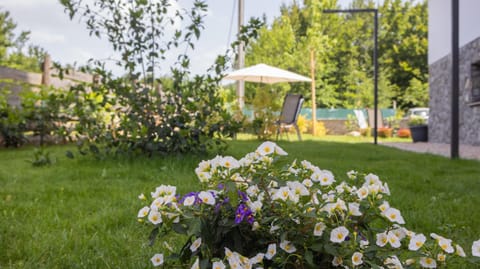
224;63;312;84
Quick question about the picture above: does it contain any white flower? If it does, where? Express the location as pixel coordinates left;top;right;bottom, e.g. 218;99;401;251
332;256;343;266
330;226;349;243
148;210;162;225
471;239;480;257
408;233;426;251
150;253;164;266
246;185;260;197
247;200;262;214
348;202;362;216
383;207;405;224
250;253;264;264
252;221;260;231
419;257;437;268
138;193;146;200
364;173;381;186
347;170;357;179
387;232;401;248
190;237;202;252
272;186;292;201
256;141;287;156
357;186;369;200
360;239;369;248
280;240;297;253
437;253;446;262
302;179;313;188
287;181;309;196
455;244;466;257
220;156;240;169
384;255;403;269
319;170;335;186
392;227;407;241
379;201;390;212
265;243;276;260
151;185;176;199
352;252;363;266
198;191;215;205
314;222;326;236
212;261;226;269
191;257;200;269
382;182;391;195
183;196;196;206
376;232;388;247
438;238;454;253
137;206;150;218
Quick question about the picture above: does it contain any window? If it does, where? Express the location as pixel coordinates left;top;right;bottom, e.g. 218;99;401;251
471;61;480;103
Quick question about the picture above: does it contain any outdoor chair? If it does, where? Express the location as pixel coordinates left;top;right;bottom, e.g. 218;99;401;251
276;94;304;141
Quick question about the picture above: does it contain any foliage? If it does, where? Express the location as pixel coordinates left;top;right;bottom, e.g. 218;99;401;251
345;114;360;132
378;127;393;138
59;0;257;157
139;141;480;268
0;9;45;72
27;147;54;167
246;0;428;110
407;116;426;127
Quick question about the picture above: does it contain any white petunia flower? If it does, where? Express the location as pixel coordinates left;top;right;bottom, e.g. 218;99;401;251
138;193;146;200
387;232;401;248
347;170;357;179
198;191;215;205
256;141;287;156
314;222;326;236
352;252;363;266
212;261;226;269
250;253;264;264
319;170;335;186
348;202;362;216
357;186;369;200
408;233;426;251
332;256;343;266
384;255;403;269
191;257;200;269
472;239;480;257
455;244;466;257
302;179;313;188
183;196;196;206
272;186;292;201
150;253;164;266
137;206;150;218
148;210;162;225
438;238;454;253
220;156;240;169
265;243;276;260
330;226;349;243
437;253;446;262
190;237;202;252
383;207;405;224
376;232;388;247
364;173;381;186
419;257;437;268
379;201;390;212
287;181;309;196
280;240;297;253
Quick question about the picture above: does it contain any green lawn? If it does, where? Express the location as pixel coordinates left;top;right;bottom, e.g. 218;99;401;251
1;137;480;268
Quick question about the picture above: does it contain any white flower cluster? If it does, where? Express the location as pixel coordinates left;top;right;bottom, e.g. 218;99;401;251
138;141;480;268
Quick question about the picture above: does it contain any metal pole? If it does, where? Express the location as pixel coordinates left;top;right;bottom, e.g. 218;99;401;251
237;0;245;110
373;10;378;145
323;8;379;145
451;0;459;158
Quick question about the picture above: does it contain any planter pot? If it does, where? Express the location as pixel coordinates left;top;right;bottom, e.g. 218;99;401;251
409;125;428;142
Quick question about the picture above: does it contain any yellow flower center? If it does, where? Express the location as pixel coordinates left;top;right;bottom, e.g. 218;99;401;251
390;213;397;219
337;233;344;240
353;256;360;262
416;241;423;247
264;146;271;153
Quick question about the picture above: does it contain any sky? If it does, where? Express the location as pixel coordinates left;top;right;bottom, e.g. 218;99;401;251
1;0;351;76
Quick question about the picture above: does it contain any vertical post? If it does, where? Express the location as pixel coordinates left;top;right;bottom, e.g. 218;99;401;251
451;0;459;158
237;0;245;110
310;49;317;135
41;54;51;86
373;10;378;145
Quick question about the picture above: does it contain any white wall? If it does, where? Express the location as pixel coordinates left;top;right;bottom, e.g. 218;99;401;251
429;0;480;64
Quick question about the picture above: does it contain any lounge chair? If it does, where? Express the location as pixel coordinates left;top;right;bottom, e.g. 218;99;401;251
276;94;304;141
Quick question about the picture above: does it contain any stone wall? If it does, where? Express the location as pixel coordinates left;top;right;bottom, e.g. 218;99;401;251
429;36;480;146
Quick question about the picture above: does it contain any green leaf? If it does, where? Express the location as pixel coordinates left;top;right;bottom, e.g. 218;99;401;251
148;227;159;246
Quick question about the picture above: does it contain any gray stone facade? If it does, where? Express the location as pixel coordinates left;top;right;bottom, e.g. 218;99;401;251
429;36;480;146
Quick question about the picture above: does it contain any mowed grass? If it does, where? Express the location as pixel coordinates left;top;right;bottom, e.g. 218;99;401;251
1;137;480;268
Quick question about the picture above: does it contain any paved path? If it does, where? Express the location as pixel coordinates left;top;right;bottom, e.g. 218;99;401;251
381;142;480;161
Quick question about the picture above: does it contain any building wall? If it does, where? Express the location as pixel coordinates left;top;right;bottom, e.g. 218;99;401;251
428;0;480;64
429;37;480;146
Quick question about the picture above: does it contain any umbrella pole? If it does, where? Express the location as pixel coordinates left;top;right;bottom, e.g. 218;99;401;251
310;49;316;136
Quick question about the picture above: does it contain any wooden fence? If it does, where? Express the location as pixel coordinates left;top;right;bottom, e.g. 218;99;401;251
0;55;94;107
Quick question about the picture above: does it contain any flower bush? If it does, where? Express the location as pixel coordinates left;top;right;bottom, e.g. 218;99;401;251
138;142;480;268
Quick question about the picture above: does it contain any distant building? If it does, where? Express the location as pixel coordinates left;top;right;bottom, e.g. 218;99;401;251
428;0;480;146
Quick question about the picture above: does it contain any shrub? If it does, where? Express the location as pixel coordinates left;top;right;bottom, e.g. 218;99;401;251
138;142;480;268
378;127;393;138
408;116;427;126
397;128;411;138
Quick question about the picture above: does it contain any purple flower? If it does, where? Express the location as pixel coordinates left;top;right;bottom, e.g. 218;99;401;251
235;203;254;224
238;190;249;202
217;183;225;190
179;192;201;205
